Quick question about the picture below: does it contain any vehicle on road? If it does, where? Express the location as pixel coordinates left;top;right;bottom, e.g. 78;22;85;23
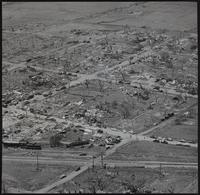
75;167;81;171
59;174;66;179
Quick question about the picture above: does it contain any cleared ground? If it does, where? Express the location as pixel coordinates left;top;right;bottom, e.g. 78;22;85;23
147;123;197;142
106;140;198;163
2;160;77;192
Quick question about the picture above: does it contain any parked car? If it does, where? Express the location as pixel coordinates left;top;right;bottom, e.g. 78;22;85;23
153;139;160;143
17;114;25;119
99;143;106;146
79;153;87;156
3;134;9;138
153;86;160;90
97;129;103;134
179;139;186;143
43;91;52;97
116;136;122;140
150;135;156;139
47;117;57;122
166;137;173;141
165;115;170;119
161;140;168;144
188;140;196;144
2;103;7;108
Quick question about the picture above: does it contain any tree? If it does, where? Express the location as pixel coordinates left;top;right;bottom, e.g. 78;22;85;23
105;32;109;45
120;101;130;119
64;59;71;74
111;100;118;109
129;56;133;65
121;174;146;193
98;80;104;92
167;185;175;193
49;134;62;147
166;58;173;69
96;176;106;191
85;80;89;89
123;24;130;35
160;51;170;63
2;182;7;193
87;172;97;193
119;70;126;82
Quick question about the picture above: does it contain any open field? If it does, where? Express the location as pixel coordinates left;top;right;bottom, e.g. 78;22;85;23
2;161;77;192
106;140;198;163
147;123;197;142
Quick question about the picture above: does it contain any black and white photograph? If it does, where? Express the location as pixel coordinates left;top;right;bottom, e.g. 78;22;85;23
2;1;198;193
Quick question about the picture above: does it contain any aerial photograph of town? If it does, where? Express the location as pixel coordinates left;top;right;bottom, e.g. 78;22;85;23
2;1;198;193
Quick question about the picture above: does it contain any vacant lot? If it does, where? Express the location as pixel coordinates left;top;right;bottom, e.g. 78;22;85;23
2;160;77;192
147;123;197;142
106;140;198;163
51;166;198;193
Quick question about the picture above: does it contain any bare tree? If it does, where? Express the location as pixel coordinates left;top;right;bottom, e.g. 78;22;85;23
119;70;126;82
87;172;97;193
120;101;130;119
85;80;89;89
105;32;109;45
123;24;130;35
63;58;70;75
49;134;62;147
98;80;104;92
96;176;106;191
122;174;146;193
167;185;175;193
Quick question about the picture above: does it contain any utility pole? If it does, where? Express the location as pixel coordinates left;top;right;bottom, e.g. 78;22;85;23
101;152;104;168
36;151;39;171
159;163;162;178
92;156;95;170
25;106;28;118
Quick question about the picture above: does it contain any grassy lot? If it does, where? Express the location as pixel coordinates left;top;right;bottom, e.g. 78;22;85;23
147;123;197;142
2;161;77;191
106;140;197;163
52;166;198;193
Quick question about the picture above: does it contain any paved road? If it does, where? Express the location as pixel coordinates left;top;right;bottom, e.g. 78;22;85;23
3;155;197;168
2;156;89;165
33;138;131;193
4;100;198;148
